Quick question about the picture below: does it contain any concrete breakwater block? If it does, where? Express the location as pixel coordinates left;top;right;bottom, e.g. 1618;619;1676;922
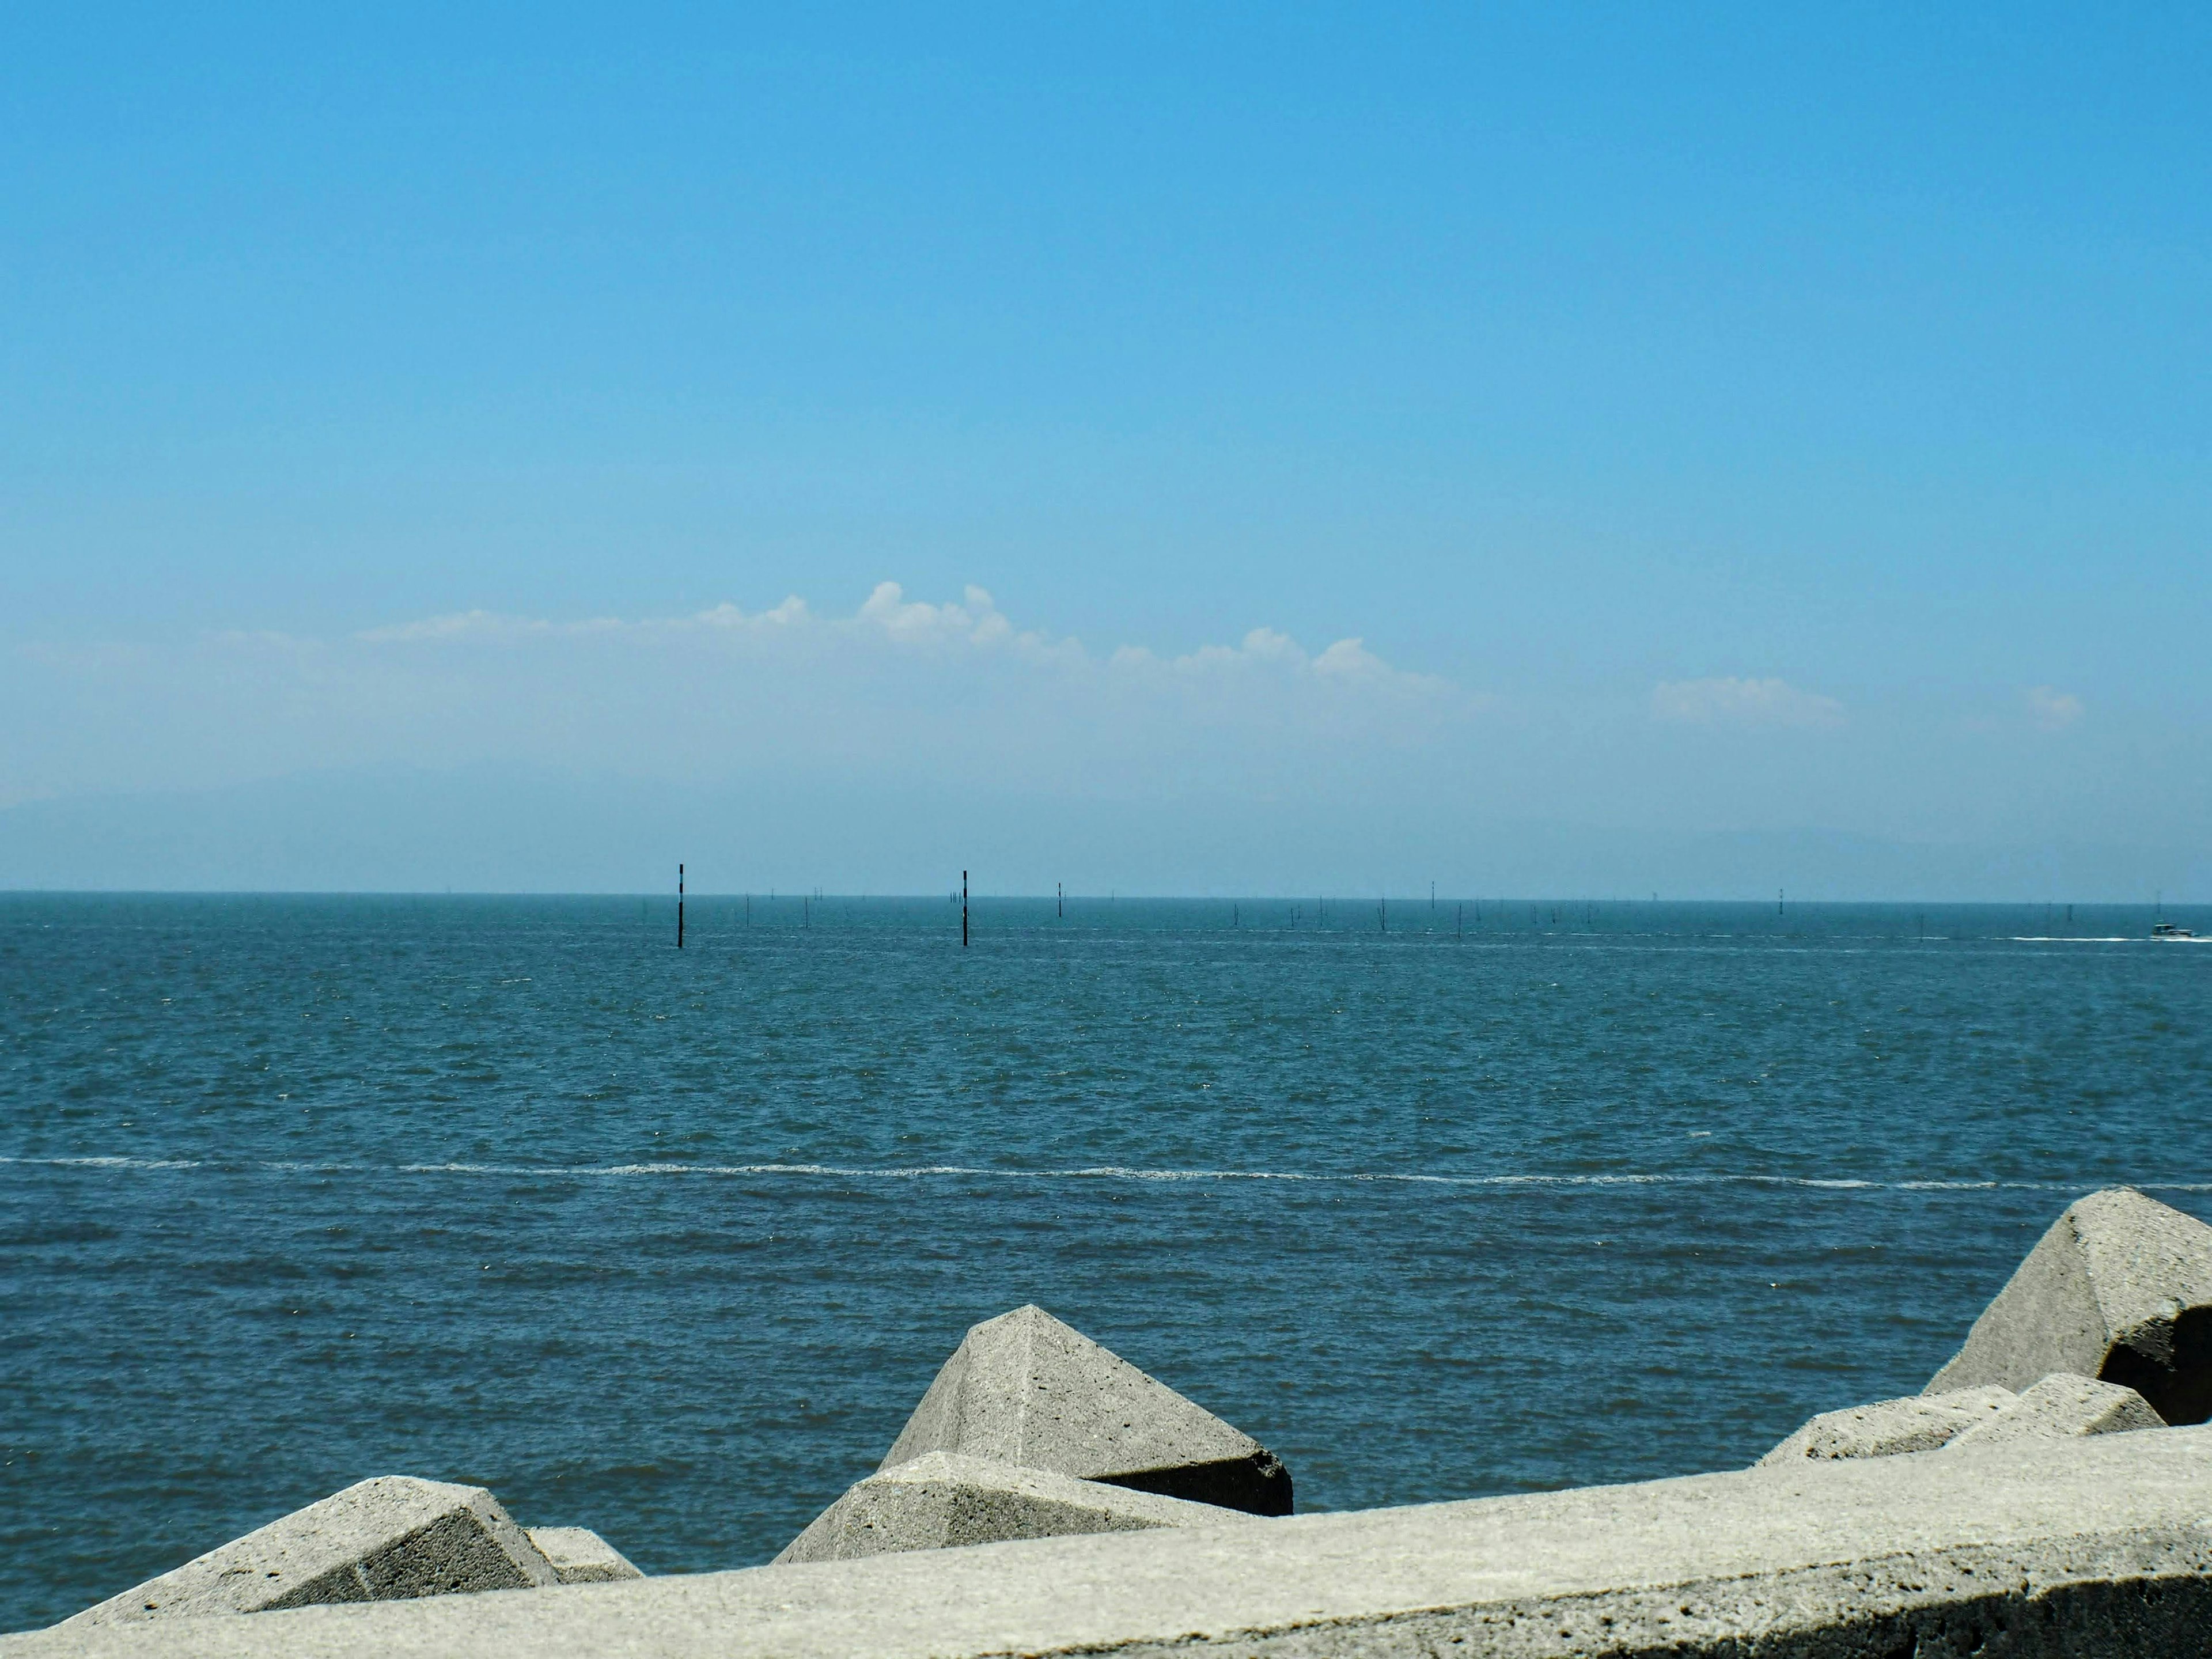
58;1477;556;1627
521;1529;644;1584
1756;1384;2015;1464
880;1305;1291;1516
1945;1371;2166;1448
775;1451;1262;1564
1928;1185;2212;1423
14;1426;2212;1658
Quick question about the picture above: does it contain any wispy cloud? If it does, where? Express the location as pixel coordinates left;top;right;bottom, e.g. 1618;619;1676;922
358;596;809;644
354;584;1454;702
1650;676;1845;730
6;586;1472;801
2024;685;2084;732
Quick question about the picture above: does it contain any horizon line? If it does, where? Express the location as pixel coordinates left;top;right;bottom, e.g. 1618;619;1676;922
0;889;2200;908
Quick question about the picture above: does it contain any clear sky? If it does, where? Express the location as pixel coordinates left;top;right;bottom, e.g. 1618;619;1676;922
4;4;2208;895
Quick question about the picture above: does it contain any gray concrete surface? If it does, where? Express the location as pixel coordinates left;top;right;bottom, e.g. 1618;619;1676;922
1929;1185;2212;1423
1756;1383;2015;1464
520;1529;642;1584
56;1478;556;1626
776;1451;1260;1563
1946;1371;2166;1448
10;1425;2210;1657
881;1304;1292;1514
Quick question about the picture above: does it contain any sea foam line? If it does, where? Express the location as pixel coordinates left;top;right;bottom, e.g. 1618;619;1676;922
3;1155;2207;1193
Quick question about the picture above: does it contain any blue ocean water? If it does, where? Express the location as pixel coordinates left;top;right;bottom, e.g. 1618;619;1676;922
3;893;2210;1633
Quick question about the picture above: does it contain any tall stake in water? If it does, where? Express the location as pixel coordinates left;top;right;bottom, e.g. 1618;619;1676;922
963;871;969;948
677;863;685;949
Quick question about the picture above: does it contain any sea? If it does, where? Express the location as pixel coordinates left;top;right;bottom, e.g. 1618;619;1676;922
4;892;2210;1632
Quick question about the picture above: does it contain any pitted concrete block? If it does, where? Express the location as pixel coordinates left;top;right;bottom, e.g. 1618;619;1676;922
14;1429;2212;1659
1945;1371;2166;1448
881;1305;1291;1515
1756;1384;2016;1464
775;1452;1260;1564
1928;1185;2212;1423
521;1529;642;1585
59;1477;555;1626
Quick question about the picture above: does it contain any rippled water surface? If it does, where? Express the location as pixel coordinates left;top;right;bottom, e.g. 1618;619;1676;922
5;893;2210;1631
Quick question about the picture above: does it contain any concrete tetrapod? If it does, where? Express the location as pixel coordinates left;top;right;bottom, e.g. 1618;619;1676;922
880;1305;1291;1515
775;1452;1263;1563
521;1529;644;1584
1944;1372;2166;1448
1928;1185;2212;1423
58;1478;556;1627
12;1426;2212;1658
1757;1384;2016;1464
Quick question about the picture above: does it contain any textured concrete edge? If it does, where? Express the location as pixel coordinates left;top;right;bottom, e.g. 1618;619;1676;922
1086;1533;2212;1659
776;1453;1259;1565
1922;1187;2212;1426
457;1489;559;1590
520;1528;643;1585
12;1430;2212;1658
56;1478;555;1627
9;1524;2209;1659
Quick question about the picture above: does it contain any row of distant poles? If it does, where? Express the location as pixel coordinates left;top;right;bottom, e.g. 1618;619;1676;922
683;867;984;948
676;869;1536;948
668;875;2138;953
673;869;1597;948
671;874;1996;948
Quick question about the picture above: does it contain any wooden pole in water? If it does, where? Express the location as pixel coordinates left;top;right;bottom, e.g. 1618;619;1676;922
963;870;969;948
1058;881;1063;919
677;863;685;949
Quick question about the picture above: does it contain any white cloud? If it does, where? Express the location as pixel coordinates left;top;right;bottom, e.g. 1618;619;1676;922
2024;685;2084;732
1104;627;1453;703
1651;676;1845;730
359;598;809;643
354;586;1452;700
1312;638;1387;679
853;581;1014;646
5;586;1470;801
696;596;810;630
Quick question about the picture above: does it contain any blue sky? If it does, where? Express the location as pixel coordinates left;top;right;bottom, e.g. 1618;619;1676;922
3;4;2208;894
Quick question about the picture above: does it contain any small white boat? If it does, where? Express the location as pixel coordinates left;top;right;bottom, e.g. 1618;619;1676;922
2152;922;2199;940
